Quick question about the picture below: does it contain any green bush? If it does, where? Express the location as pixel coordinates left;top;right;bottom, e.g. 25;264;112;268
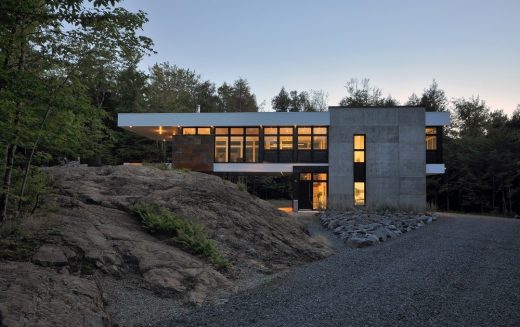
132;203;228;269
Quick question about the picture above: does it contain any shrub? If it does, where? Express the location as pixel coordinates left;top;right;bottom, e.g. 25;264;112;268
132;203;228;269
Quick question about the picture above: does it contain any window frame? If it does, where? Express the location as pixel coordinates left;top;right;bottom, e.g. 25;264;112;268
213;127;259;163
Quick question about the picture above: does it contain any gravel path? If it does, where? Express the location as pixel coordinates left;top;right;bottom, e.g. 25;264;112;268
154;213;520;327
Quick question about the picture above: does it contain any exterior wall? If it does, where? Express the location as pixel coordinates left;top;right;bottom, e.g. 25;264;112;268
328;107;426;211
172;135;214;172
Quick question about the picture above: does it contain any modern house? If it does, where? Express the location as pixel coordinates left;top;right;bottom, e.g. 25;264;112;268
118;107;450;211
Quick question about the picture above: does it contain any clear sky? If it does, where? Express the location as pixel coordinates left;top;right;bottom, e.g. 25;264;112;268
124;0;520;114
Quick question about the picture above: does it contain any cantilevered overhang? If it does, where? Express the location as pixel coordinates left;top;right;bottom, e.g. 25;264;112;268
425;111;450;126
118;112;330;140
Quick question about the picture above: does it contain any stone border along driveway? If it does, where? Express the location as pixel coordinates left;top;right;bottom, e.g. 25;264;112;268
320;210;436;248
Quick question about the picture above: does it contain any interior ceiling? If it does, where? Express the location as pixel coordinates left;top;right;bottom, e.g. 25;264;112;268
120;126;176;141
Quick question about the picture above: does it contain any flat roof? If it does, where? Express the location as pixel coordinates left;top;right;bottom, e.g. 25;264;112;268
118;110;450;140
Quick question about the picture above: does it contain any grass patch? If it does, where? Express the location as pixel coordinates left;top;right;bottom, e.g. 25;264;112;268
132;203;228;269
0;222;41;261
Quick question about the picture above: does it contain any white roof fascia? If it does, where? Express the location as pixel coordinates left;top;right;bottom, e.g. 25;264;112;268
118;112;330;127
425;111;450;126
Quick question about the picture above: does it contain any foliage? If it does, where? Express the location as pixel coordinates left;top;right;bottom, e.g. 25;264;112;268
0;222;41;261
339;78;398;107
272;87;328;112
418;79;448;112
132;203;228;269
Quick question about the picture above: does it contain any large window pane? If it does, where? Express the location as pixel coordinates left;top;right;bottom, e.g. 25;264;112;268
354;182;365;206
354;150;365;163
229;136;244;162
313;182;327;210
215;128;228;135
426;127;437;135
245;136;259;162
279;127;293;135
197;127;211;135
300;173;312;181
298;127;311;134
298;136;312;150
313;136;327;150
426;135;437;150
354;135;365;150
230;127;244;135
182;127;196;135
264;127;277;135
264;136;278;150
313;173;327;181
215;136;228;162
313;127;327;135
280;135;293;150
246;128;259;135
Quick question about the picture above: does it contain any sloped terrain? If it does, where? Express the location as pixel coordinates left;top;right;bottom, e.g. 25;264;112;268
0;166;330;326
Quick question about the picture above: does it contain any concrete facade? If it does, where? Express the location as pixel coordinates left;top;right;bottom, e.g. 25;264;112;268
328;107;426;211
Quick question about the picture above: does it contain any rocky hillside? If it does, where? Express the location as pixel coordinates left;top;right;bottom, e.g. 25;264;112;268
0;166;330;326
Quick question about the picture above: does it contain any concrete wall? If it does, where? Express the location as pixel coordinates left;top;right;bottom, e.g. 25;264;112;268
328;107;426;211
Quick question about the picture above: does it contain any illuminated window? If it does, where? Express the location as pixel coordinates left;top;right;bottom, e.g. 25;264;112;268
246;128;259;135
182;127;196;135
264;136;278;150
313;136;327;150
279;127;293;135
426;128;437;150
245;136;259;162
215;136;228;162
354;135;365;150
354;151;365;163
298;136;312;149
298;127;312;134
314;173;327;181
215;128;228;135
264;127;277;135
313;127;327;135
197;127;211;135
280;135;293;150
229;136;244;162
230;127;244;135
313;182;327;210
354;182;365;206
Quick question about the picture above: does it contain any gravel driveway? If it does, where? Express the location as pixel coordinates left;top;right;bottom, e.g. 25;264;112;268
155;213;520;327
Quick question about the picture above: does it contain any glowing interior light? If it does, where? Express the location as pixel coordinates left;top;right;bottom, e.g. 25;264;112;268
158;126;163;134
129;125;133;128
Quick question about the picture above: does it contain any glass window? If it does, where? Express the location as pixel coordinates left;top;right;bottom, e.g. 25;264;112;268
426;135;437;150
300;173;312;181
280;135;293;150
313;182;327;210
215;128;228;135
313;127;327;135
215;136;228;162
279;127;293;135
264;136;278;150
313;173;327;181
298;136;312;150
229;136;244;162
354;150;365;163
264;127;277;135
313;136;327;150
354;135;365;150
197;127;211;135
182;127;196;135
246;128;259;135
426;127;437;135
230;127;244;135
298;127;312;134
354;182;365;206
245;136;259;162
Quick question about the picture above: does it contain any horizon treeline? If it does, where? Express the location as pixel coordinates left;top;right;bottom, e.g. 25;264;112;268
0;0;518;221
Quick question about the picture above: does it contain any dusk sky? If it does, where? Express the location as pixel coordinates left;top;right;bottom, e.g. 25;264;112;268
124;0;520;114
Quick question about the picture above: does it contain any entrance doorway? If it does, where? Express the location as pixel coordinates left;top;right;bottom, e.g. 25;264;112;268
298;172;327;210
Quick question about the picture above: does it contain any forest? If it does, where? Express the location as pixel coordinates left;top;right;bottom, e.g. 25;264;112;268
1;0;519;222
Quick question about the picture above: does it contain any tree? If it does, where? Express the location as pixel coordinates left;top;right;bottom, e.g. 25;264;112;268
308;90;329;112
339;78;385;107
419;80;448;112
406;93;421;106
0;0;153;220
272;87;291;112
452;96;490;138
230;78;258;112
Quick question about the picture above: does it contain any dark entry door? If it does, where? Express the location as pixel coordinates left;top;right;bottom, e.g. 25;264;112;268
298;181;313;210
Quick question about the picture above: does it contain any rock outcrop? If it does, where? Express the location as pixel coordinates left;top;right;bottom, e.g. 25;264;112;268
320;210;436;248
0;166;331;326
